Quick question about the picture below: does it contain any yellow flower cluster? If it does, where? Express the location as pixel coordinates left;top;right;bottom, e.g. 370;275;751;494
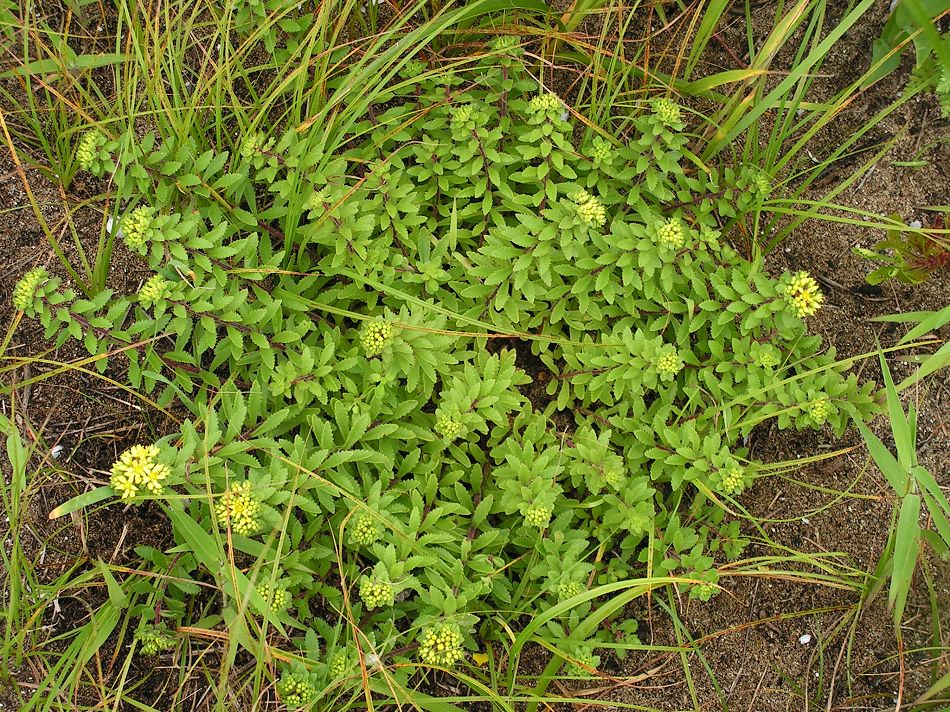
121;206;154;251
359;575;395;609
216;481;261;535
139;274;170;305
782;271;824;318
656;350;683;380
418;622;465;667
12;267;48;311
719;466;744;495
110;444;170;499
360;320;394;356
570;190;607;227
76;130;103;171
523;503;552;528
350;513;380;547
652;98;682;125
435;415;463;440
656;219;685;249
259;581;290;614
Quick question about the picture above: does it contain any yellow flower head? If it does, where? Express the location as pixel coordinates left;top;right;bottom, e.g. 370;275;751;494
656;219;685;250
570;190;607;227
216;481;261;535
110;444;169;499
782;271;824;318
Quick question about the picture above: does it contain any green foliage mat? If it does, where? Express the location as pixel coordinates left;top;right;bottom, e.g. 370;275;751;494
22;38;878;702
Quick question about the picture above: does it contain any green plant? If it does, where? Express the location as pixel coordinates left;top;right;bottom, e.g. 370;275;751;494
867;0;950;110
13;27;884;708
853;210;950;285
857;354;950;629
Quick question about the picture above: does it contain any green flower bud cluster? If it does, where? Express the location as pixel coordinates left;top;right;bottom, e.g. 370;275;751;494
528;92;562;117
121;206;155;251
655;349;684;381
349;513;380;547
656;218;685;250
435;415;463;440
239;131;266;160
139;274;170;305
136;623;176;656
604;467;624;489
12;267;49;311
305;187;330;212
276;669;317;708
418;622;465;667
110;444;170;499
522;502;552;528
328;651;351;679
360;320;394;356
807;397;829;424
588;137;614;166
76;129;106;172
491;34;521;53
652;97;682;125
752;171;772;196
451;103;476;129
780;271;824;318
753;344;781;369
566;650;598;677
570;190;607;227
690;583;718;601
258;580;290;614
359;575;395;609
216;480;261;535
401;59;427;79
556;580;585;601
718;466;744;495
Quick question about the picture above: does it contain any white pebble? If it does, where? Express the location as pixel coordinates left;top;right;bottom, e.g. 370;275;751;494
908;220;922;229
51;445;63;459
799;634;812;645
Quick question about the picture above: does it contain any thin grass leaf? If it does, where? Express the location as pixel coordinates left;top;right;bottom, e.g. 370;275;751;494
890;493;921;626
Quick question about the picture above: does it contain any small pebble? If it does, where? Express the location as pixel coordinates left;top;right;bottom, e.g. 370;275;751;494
51;445;63;459
908;220;922;229
799;634;812;645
